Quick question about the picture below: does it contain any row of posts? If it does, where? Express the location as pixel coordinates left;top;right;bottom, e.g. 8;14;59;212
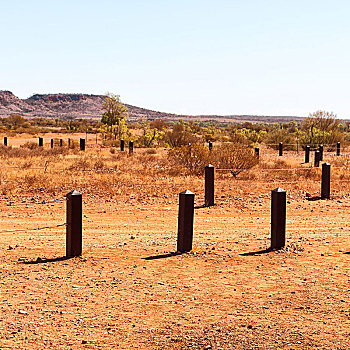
277;142;341;159
253;142;341;164
2;138;343;158
3;137;135;154
64;161;332;257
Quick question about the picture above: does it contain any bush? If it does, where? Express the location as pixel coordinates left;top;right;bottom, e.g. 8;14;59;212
164;123;199;148
21;141;39;150
211;143;259;177
168;142;259;177
263;129;297;150
168;144;210;176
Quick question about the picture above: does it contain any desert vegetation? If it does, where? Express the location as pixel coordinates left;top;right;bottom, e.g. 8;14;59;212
0;109;349;349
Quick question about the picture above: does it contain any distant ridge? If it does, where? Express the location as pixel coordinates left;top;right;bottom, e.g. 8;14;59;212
0;91;304;123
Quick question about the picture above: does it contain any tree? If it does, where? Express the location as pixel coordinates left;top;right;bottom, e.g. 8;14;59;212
101;93;129;139
163;121;199;147
300;110;343;147
138;122;163;147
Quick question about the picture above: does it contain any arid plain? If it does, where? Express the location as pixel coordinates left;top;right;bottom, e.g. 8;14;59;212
0;134;349;349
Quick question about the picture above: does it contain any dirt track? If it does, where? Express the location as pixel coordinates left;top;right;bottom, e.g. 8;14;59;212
0;188;349;349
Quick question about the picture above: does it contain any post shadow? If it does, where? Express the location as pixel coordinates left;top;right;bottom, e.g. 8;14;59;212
142;251;182;260
240;247;272;256
21;256;73;264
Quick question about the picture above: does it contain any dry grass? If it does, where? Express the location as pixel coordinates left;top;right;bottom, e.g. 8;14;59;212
0;136;348;204
1;135;350;349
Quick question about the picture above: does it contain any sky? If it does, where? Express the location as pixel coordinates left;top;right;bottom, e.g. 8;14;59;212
1;0;350;118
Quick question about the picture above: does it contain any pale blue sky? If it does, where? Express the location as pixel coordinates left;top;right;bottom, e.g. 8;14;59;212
2;0;350;118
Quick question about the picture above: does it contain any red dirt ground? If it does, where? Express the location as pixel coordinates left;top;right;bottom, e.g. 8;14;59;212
0;184;349;349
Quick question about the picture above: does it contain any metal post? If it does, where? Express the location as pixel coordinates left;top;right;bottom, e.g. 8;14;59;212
80;138;85;151
279;142;283;156
271;187;286;250
39;137;43;147
209;141;213;151
305;146;310;163
51;139;54;149
177;190;195;253
66;190;82;257
120;139;125;151
68;138;71;148
255;147;260;158
321;163;331;199
297;141;299;154
314;150;320;167
4;137;7;146
60;139;63;147
337;142;340;156
205;165;214;207
319;144;323;161
129;141;133;154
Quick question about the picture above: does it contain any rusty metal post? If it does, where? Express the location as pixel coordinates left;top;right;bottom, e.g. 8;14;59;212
177;190;195;253
205;164;214;207
321;163;331;199
271;187;286;250
314;150;320;167
120;139;125;151
66;190;82;257
319;144;323;161
209;141;213;151
60;139;63;147
305;145;310;163
39;137;43;147
68;138;71;148
4;137;7;146
80;138;85;151
51;139;54;148
129;140;133;154
255;147;260;158
279;142;283;156
337;142;340;156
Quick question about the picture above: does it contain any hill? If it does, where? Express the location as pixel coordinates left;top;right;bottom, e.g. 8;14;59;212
0;90;304;123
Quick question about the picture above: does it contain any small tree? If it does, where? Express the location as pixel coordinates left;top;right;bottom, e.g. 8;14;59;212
300;110;343;147
164;122;199;147
101;93;129;139
138;122;163;147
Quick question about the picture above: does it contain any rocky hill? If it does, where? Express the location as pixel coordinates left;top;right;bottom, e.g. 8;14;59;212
0;90;304;123
0;91;186;120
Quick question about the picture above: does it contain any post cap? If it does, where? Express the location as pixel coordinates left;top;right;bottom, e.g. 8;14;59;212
66;190;82;197
272;187;286;193
206;164;214;168
179;190;195;195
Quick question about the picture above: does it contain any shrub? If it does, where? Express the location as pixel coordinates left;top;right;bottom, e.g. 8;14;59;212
263;129;297;150
168;144;210;176
211;143;259;177
164;123;199;148
21;141;39;150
